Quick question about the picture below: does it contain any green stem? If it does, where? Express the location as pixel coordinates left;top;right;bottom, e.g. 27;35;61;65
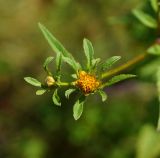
101;53;147;79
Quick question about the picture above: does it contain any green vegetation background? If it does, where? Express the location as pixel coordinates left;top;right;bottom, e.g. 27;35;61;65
0;0;159;158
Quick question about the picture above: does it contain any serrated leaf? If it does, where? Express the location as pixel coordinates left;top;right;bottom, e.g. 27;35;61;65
147;44;160;55
65;89;76;99
157;67;160;131
101;56;121;71
105;74;136;87
52;89;61;106
38;23;81;71
98;90;108;102
132;9;157;28
43;56;54;73
150;0;158;12
73;95;86;120
83;38;94;70
36;89;46;95
24;77;41;87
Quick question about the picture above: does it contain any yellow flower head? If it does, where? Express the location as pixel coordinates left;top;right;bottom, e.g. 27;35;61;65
75;71;100;95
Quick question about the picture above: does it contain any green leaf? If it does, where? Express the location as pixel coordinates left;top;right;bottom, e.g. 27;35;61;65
101;56;121;71
38;23;81;71
65;89;76;99
63;56;81;71
98;90;108;102
132;9;157;28
147;44;160;56
36;89;46;95
43;56;54;73
24;77;41;87
52;89;61;106
105;74;136;86
73;95;86;120
150;0;158;12
83;38;94;70
91;58;101;70
157;67;160;131
71;74;77;79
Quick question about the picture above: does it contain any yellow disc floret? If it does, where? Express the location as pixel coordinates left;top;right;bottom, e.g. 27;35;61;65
75;71;100;95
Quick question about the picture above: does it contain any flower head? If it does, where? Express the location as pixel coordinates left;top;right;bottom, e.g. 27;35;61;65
75;71;100;95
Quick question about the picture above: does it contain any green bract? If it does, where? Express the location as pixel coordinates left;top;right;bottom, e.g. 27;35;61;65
24;23;136;120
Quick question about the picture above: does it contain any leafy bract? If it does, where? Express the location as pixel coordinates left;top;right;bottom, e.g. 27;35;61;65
73;95;86;120
83;38;94;70
52;89;61;106
132;9;157;28
39;23;81;71
24;77;41;87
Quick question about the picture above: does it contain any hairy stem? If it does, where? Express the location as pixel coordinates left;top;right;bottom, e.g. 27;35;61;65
101;53;147;79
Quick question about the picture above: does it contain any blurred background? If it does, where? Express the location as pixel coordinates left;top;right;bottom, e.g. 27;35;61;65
0;0;160;158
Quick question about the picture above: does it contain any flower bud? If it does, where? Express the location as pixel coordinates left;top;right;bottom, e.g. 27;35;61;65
45;76;55;87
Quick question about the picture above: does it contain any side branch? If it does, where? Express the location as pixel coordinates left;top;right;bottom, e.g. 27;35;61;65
101;53;148;79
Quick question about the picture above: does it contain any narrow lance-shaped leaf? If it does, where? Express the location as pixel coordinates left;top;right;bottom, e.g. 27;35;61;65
98;90;108;102
150;0;158;12
63;56;81;71
73;95;86;120
38;23;81;71
56;52;62;80
65;89;76;99
83;38;94;70
52;89;61;106
104;74;136;87
91;58;101;70
147;44;160;56
101;56;121;71
36;89;46;95
43;56;54;74
24;77;41;87
132;9;157;28
156;67;160;131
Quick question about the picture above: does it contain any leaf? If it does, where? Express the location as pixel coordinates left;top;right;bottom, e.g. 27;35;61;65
132;9;157;28
157;67;160;131
83;38;94;70
101;56;121;71
24;77;41;87
38;23;81;71
98;90;108;102
73;95;86;120
52;89;61;106
150;0;158;12
65;89;76;99
71;74;77;79
147;44;160;56
36;89;46;95
43;56;54;73
91;58;101;70
105;74;136;86
63;56;81;71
